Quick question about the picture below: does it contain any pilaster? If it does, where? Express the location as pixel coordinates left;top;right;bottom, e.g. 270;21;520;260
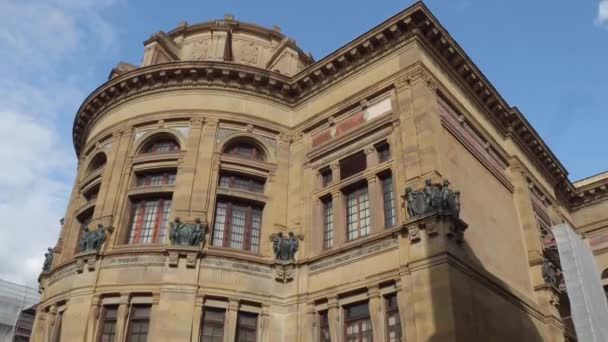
190;295;205;342
327;296;341;342
190;118;218;214
114;294;130;342
173;117;205;219
367;285;384;342
84;295;101;342
331;190;345;247
366;174;383;234
224;298;239;342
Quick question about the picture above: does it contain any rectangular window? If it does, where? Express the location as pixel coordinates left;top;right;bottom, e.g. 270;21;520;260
136;171;176;187
381;175;396;228
323;198;334;249
346;185;370;241
340;152;367;180
126;305;150;342
385;295;402;342
99;306;118;342
344;302;372;342
236;312;258;342
376;143;391;163
320;168;332;187
319;310;331;342
128;198;172;244
200;308;225;342
213;201;262;252
218;173;265;193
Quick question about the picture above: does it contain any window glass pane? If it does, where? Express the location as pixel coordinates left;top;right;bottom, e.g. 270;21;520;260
346;185;369;241
128;199;171;244
213;201;262;252
385;295;401;342
218;173;265;193
137;171;177;187
382;176;396;228
340;152;367;180
236;312;257;342
323;198;333;249
145;139;179;153
201;308;225;342
127;306;150;342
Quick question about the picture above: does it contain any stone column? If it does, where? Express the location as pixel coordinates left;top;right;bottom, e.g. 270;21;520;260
327;296;341;342
45;305;57;342
84;296;101;342
331;190;345;247
190;295;204;342
366;174;383;234
302;305;316;342
258;305;270;342
114;294;130;342
368;285;384;342
224;298;239;342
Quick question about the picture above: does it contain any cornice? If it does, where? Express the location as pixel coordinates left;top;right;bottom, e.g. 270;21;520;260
72;1;587;209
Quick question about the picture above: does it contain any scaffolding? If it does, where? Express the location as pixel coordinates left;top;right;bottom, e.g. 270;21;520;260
0;279;39;342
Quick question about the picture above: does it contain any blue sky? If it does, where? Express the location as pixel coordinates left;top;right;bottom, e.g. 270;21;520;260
0;0;606;286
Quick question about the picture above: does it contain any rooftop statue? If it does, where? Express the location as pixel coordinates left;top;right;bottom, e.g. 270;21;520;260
406;179;461;219
78;224;107;253
42;247;54;272
169;217;207;247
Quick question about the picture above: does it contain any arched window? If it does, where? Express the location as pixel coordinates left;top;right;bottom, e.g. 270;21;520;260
140;136;180;154
223;140;265;161
88;153;107;173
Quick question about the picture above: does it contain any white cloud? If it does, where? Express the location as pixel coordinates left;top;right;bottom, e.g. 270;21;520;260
0;0;120;287
597;0;608;27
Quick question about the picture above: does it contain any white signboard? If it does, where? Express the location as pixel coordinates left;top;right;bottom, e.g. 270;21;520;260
553;223;608;341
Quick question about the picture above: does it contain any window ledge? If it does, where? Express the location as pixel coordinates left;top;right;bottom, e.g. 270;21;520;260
216;188;267;203
132;151;182;165
127;185;175;197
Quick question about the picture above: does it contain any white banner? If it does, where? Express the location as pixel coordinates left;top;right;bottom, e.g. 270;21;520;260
553;223;608;341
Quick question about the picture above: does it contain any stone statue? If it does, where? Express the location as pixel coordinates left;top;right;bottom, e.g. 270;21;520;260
170;217;207;247
542;259;558;286
405;178;461;219
78;224;107;252
271;232;300;261
42;247;54;272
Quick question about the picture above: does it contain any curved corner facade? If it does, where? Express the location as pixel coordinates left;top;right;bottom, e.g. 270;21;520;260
33;4;608;342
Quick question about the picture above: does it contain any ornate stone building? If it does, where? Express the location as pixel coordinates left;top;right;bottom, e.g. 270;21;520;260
32;2;608;342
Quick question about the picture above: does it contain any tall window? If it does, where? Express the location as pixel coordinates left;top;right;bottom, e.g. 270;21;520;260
344;302;372;342
346;185;370;241
385;295;402;342
128;198;172;244
381;175;395;228
136;171;176;187
219;173;265;193
142;138;179;154
323;198;334;249
319;310;330;342
126;305;150;342
213;201;262;252
320;168;332;187
236;312;258;342
98;306;118;342
200;308;225;342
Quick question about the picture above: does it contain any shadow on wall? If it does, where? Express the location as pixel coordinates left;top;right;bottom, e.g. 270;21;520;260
421;237;546;342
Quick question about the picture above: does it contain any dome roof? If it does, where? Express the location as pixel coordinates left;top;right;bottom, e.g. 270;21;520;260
135;14;314;77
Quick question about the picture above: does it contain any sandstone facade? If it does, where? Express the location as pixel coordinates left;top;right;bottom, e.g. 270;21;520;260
33;3;608;342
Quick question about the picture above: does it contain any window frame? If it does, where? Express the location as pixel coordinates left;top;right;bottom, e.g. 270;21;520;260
97;305;118;342
381;175;396;228
126;305;151;342
343;302;373;342
345;184;370;241
212;200;263;253
200;308;226;342
385;294;402;342
127;197;172;245
235;311;258;342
